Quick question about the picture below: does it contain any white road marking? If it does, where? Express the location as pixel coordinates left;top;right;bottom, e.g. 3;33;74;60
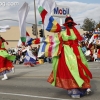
0;92;72;100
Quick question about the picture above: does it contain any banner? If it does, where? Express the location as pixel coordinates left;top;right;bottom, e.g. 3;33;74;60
18;2;30;45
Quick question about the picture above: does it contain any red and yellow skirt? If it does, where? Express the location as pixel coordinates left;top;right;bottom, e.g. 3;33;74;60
47;47;92;90
0;56;14;75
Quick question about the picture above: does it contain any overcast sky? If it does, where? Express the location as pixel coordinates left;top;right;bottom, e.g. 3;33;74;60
0;0;100;29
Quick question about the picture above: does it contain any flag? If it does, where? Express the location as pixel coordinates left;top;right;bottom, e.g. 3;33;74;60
37;33;62;57
88;34;98;44
37;37;46;57
37;0;56;14
26;32;34;45
27;38;34;45
17;31;33;47
18;2;30;45
44;34;62;57
37;0;61;32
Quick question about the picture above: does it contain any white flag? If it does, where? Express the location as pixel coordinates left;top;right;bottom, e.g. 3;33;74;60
18;2;30;45
37;0;56;14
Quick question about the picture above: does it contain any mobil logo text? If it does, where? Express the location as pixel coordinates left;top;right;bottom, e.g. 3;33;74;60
54;7;69;15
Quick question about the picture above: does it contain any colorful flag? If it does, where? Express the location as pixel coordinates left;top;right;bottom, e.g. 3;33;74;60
17;31;33;47
37;37;46;57
37;0;56;14
88;34;98;44
44;34;62;57
37;33;62;57
18;2;30;45
37;0;61;32
27;38;34;45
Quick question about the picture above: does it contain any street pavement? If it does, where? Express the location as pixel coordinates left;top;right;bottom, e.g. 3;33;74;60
0;62;100;100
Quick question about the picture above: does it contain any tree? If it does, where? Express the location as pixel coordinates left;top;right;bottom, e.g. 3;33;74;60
81;18;96;31
96;21;100;29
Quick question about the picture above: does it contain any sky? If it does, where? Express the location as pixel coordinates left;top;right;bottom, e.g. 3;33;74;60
63;0;100;3
0;0;100;29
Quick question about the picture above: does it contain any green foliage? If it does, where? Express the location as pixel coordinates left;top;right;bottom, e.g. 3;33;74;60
81;18;96;31
96;21;100;29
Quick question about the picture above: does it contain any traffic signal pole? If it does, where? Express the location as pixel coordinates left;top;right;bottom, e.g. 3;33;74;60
33;0;38;38
41;24;45;37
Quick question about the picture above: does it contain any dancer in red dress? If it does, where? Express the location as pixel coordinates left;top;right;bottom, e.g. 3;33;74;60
47;15;92;98
0;36;16;80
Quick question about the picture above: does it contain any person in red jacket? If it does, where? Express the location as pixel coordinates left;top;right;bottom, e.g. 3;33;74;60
0;35;16;80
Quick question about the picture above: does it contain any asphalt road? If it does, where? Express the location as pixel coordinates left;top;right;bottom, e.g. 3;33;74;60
0;62;100;100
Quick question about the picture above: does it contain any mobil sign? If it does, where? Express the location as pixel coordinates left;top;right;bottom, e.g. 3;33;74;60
52;5;69;17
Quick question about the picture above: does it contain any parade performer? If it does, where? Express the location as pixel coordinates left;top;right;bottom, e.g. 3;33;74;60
47;15;92;98
37;0;92;98
23;46;37;67
95;34;100;61
88;33;100;61
0;36;16;80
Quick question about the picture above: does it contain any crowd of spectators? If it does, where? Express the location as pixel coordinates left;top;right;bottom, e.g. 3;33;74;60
80;30;100;62
7;30;100;65
7;45;52;65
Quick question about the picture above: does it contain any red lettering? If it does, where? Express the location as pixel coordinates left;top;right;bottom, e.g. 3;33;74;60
59;9;62;14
